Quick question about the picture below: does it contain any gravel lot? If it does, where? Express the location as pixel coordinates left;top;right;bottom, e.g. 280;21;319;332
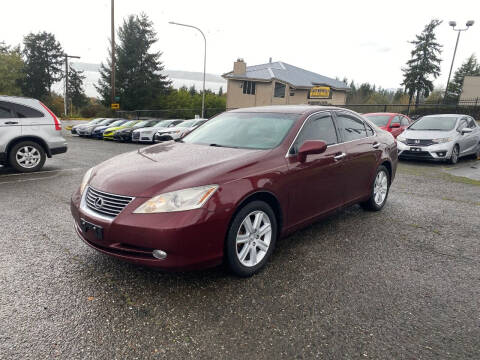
1;130;480;359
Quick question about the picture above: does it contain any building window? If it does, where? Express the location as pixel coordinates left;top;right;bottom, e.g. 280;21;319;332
243;81;256;95
274;82;286;98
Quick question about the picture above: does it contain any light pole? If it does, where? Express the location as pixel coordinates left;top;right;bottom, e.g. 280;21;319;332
444;20;474;102
64;54;81;117
169;21;206;118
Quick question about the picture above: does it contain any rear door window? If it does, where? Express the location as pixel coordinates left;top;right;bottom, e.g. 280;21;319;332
13;103;44;118
0;101;16;118
401;116;410;126
336;112;367;141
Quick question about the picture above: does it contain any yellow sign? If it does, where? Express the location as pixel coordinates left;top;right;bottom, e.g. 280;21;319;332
309;86;330;99
111;103;120;110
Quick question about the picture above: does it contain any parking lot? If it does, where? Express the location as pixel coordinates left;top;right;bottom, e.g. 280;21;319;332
1;129;480;359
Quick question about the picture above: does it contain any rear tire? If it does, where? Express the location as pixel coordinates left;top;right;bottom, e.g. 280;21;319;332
361;165;390;211
8;141;46;173
225;201;277;277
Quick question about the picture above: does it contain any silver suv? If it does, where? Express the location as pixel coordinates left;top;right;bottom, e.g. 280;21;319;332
0;95;67;172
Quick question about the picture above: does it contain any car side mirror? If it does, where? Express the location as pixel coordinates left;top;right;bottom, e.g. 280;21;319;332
298;140;327;162
460;127;473;135
390;123;400;128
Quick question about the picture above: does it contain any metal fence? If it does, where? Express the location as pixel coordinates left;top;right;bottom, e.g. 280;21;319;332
116;108;226;120
342;98;480;119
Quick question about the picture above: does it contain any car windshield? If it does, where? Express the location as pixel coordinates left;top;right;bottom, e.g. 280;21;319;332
154;120;176;128
109;120;125;127
183;112;298;149
133;121;149;128
89;118;103;124
98;119;113;125
409;116;458;131
177;120;196;128
123;121;137;127
365;115;391;127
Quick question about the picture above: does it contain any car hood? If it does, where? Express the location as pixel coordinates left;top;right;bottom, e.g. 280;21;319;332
104;126;125;133
401;129;456;139
88;142;265;197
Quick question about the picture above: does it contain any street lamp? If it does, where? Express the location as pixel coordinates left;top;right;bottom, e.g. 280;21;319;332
169;21;206;118
444;20;475;102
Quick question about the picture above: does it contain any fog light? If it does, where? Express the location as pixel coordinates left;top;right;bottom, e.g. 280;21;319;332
152;249;167;260
436;151;446;157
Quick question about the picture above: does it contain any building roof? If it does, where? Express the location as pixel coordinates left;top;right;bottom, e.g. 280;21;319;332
222;61;350;90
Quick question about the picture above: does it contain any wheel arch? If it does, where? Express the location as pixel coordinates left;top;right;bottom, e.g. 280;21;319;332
6;136;51;158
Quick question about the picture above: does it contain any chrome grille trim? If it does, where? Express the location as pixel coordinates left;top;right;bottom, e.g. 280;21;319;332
85;186;134;218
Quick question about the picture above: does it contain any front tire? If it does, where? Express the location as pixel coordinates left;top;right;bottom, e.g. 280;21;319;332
449;145;459;164
361;165;390;211
8;141;46;173
225;201;277;277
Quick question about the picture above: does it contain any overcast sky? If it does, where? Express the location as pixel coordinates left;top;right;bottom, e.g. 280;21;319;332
2;0;479;90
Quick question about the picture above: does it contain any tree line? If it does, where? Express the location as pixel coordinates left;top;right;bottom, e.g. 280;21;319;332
0;13;225;118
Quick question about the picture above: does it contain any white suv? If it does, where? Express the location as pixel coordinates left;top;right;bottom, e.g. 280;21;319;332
0;95;67;172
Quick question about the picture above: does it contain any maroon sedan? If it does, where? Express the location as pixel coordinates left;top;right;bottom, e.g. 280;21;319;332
363;112;412;138
71;106;397;276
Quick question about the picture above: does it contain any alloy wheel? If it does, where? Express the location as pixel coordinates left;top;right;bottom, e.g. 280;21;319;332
373;170;388;206
451;146;459;164
16;146;41;169
235;210;272;267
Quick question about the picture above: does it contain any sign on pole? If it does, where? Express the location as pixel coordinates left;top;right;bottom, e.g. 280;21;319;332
111;103;120;110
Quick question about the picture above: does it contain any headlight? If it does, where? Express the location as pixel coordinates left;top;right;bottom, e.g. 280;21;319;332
432;137;454;144
397;135;407;144
134;185;219;213
80;167;94;195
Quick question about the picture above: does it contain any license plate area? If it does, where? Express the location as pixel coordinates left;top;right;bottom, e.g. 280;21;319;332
410;147;422;152
80;218;103;240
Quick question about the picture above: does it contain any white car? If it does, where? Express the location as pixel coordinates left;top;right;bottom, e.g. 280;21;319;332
131;119;184;143
397;114;480;163
154;119;208;142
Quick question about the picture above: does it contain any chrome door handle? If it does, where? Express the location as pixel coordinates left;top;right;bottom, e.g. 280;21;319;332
334;152;346;161
372;142;380;149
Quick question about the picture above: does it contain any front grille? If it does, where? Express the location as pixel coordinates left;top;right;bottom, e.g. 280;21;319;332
406;139;434;146
132;132;140;140
85;187;134;218
399;150;434;159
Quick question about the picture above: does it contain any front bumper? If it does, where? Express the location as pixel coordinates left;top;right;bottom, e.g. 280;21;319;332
397;141;452;161
91;132;104;139
70;188;226;270
114;132;131;141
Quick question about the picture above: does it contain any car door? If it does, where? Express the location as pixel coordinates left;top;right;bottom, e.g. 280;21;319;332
389;115;403;138
456;118;476;154
286;112;348;226
0;101;21;154
334;111;379;203
462;117;480;154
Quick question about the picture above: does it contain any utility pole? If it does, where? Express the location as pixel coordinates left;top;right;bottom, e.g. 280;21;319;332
111;0;116;106
444;20;474;102
64;54;80;117
169;21;207;118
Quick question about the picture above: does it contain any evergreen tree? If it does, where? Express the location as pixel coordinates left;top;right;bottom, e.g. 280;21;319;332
446;54;480;102
22;32;64;99
96;13;171;110
402;20;442;105
67;65;88;108
218;86;223;96
188;85;197;96
0;46;25;96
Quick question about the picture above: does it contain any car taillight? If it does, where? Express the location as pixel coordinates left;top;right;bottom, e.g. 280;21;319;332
40;102;62;131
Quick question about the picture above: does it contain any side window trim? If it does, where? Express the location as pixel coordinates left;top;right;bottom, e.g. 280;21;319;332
0;101;17;119
334;110;375;142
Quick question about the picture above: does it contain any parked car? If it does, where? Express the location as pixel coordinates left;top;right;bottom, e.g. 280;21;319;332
0;95;67;172
132;119;184;143
77;118;118;137
91;120;127;139
71;105;397;276
71;118;105;135
114;120;161;142
154;119;208;142
363;113;411;138
102;120;140;140
397;114;480;163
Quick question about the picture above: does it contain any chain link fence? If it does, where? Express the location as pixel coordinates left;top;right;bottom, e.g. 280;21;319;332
115;108;226;120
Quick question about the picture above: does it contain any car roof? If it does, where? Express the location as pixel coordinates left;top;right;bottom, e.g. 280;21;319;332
227;105;341;115
363;112;400;116
422;114;464;118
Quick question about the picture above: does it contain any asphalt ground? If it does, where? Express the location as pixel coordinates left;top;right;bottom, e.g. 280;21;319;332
1;129;480;359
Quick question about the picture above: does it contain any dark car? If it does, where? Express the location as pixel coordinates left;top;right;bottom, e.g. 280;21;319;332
71;118;105;135
91;120;127;139
77;118;119;137
71;106;397;276
113;120;161;142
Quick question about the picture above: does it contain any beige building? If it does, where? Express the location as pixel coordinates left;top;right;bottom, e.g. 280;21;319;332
460;76;480;101
222;59;349;110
